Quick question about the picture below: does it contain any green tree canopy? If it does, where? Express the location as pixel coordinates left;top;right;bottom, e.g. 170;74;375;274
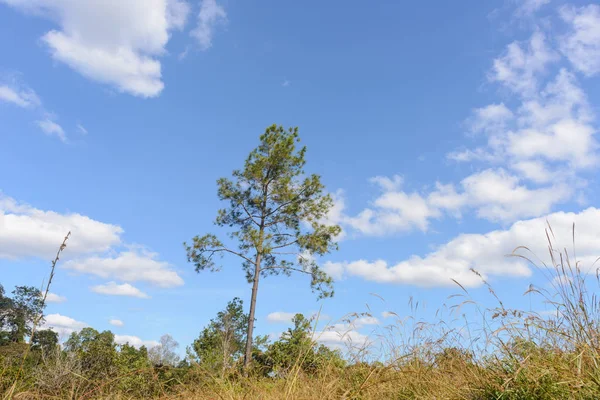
65;327;118;380
192;297;249;375
31;329;59;355
265;314;344;375
0;285;44;343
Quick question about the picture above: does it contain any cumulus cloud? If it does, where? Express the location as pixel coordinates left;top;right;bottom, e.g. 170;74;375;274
315;323;370;350
64;249;183;288
91;282;150;299
109;319;124;327
191;0;226;50
451;67;596;178
335;166;570;238
42;313;87;338
559;4;600;77
326;207;600;288
460;169;570;222
266;312;296;324
0;194;122;260
490;30;558;96
1;0;192;97
0;193;179;288
343;178;441;236
115;335;159;349
45;292;66;303
467;103;514;135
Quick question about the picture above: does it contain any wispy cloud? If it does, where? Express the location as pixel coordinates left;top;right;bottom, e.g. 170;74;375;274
76;123;88;135
36;118;67;143
191;0;227;50
0;84;40;108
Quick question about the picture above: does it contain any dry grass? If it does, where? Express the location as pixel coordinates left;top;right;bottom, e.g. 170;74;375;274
4;224;600;399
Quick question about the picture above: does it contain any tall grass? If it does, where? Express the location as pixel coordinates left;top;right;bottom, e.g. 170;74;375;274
3;224;600;399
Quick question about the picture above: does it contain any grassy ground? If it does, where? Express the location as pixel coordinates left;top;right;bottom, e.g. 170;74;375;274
3;229;600;399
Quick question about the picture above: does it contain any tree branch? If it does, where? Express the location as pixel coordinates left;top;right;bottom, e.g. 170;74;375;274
269;239;299;250
261;265;311;275
205;247;254;265
238;200;261;228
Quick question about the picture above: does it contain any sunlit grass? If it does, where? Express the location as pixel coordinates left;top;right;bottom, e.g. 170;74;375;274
3;224;600;399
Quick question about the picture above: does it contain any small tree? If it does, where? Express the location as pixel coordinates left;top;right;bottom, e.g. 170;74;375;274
149;334;180;366
4;286;44;343
65;328;118;381
0;284;12;345
31;329;59;355
192;297;248;375
185;125;341;369
265;314;344;375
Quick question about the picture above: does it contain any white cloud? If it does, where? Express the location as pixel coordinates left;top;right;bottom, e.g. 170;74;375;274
355;316;380;327
0;194;178;288
381;311;396;319
467;103;514;135
315;323;370;349
345;188;440;236
266;311;296;324
339;167;569;236
76;123;88;135
91;282;150;299
0;84;40;108
1;0;192;97
36;118;67;142
511;160;554;183
454;68;596;179
508;70;597;170
490;30;557;95
326;207;600;288
460;168;570;222
369;175;404;192
319;190;347;241
191;0;226;50
42;313;87;338
115;334;159;349
64;249;183;288
559;4;600;77
324;260;345;280
514;0;550;17
109;319;124;327
0;194;122;260
167;0;191;30
45;292;66;303
427;183;467;217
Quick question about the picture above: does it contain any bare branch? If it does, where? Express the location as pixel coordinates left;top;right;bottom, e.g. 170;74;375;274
205;247;255;265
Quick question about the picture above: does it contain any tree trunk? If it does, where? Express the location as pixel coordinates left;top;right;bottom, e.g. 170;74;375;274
243;254;261;370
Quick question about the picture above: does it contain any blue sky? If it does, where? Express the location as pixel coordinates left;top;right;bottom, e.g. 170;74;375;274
1;0;600;352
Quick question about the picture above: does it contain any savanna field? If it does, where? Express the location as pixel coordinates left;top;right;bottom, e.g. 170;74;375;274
2;1;600;399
